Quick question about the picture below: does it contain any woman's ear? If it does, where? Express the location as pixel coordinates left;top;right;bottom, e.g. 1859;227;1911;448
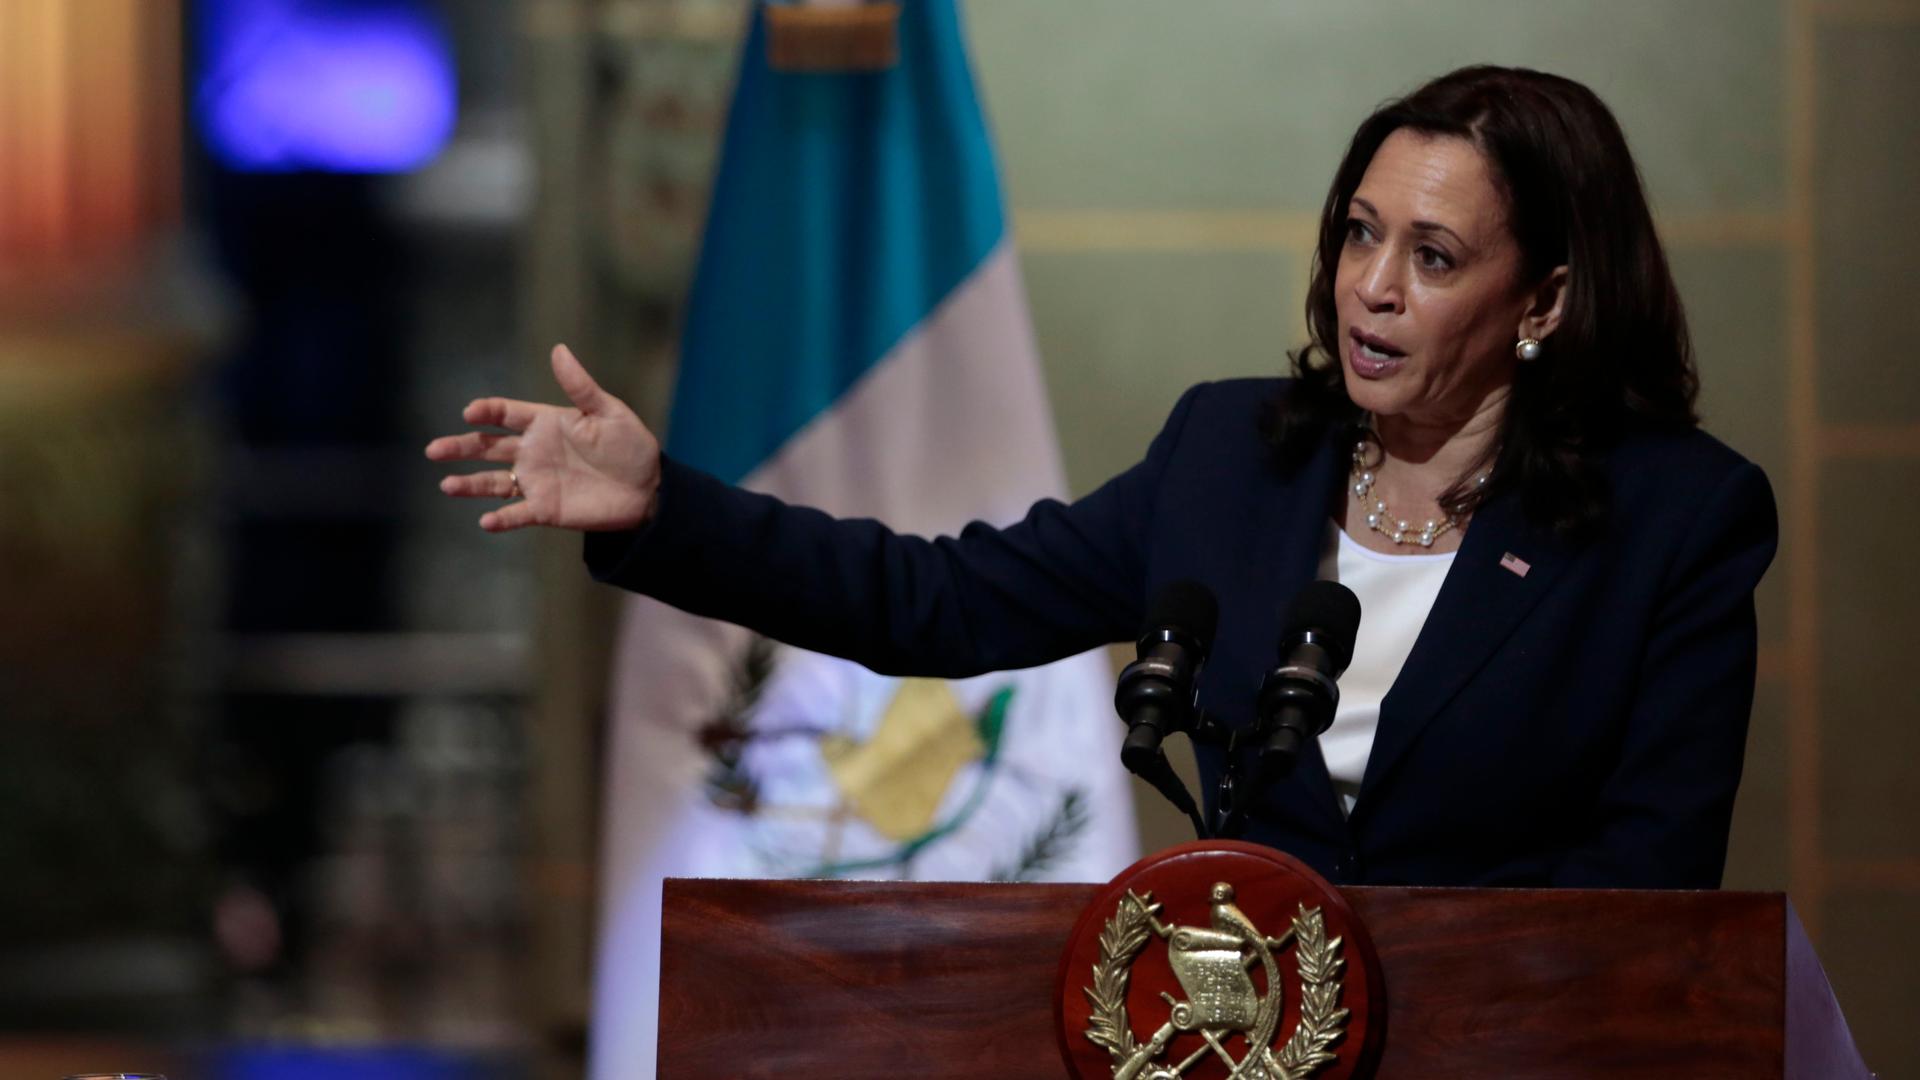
1520;264;1570;341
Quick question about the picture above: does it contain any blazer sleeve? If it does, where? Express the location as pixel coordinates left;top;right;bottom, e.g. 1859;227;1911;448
580;384;1208;678
1551;459;1779;888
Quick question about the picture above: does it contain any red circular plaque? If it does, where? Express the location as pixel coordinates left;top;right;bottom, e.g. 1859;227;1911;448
1054;841;1385;1080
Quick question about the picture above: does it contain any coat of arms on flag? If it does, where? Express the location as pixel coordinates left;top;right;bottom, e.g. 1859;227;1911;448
697;637;1096;881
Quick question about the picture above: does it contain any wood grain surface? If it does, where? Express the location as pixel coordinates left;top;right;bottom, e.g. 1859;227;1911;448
658;878;1788;1079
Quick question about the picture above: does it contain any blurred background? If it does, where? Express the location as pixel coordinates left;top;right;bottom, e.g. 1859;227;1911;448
0;0;1915;1077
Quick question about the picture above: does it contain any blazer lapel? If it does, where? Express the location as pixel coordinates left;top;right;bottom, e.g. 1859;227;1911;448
1355;486;1576;808
1250;432;1349;833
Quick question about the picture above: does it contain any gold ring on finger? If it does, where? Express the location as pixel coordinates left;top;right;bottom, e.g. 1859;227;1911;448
507;470;521;500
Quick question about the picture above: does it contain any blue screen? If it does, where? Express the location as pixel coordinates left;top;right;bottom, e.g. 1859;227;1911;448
196;0;457;173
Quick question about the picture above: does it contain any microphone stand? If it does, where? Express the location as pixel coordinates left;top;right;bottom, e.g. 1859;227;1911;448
1127;746;1210;840
1121;711;1307;841
1121;710;1243;841
1185;713;1273;840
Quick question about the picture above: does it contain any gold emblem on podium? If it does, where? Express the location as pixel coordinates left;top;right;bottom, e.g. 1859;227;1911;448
1083;882;1348;1080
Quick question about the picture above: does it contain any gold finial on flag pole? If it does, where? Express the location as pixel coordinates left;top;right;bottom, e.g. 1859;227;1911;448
765;1;900;73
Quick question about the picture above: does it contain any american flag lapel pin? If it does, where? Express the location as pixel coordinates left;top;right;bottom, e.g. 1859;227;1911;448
1499;552;1531;578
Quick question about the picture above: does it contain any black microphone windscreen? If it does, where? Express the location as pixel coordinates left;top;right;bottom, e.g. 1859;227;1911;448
1148;579;1219;648
1283;581;1362;672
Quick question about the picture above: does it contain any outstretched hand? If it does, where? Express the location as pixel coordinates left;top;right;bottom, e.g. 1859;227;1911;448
426;344;661;533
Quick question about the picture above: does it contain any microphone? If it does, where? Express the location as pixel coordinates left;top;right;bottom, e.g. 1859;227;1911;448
1253;580;1361;782
1115;580;1219;773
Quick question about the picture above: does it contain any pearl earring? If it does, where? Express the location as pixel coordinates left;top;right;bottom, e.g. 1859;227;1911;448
1515;337;1543;362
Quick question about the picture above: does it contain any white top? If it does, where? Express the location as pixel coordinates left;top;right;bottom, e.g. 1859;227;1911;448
1314;521;1455;815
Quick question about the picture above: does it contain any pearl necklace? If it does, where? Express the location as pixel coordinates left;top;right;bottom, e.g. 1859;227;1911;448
1349;439;1490;549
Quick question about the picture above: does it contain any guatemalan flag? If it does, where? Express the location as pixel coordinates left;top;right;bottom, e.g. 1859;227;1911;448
588;3;1139;1077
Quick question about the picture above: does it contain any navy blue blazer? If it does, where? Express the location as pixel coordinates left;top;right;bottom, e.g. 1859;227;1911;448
586;378;1778;889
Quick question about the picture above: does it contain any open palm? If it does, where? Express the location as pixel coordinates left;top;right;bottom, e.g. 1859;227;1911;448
426;344;660;533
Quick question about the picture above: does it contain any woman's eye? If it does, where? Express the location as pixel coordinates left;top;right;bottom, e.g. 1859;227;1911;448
1415;245;1453;271
1344;219;1373;244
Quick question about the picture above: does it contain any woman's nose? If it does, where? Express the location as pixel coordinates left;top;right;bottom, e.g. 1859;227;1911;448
1354;248;1404;314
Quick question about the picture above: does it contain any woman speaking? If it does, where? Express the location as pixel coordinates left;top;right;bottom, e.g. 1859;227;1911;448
427;66;1776;889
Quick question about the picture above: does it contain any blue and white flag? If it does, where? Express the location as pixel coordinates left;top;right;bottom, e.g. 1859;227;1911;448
589;4;1137;1076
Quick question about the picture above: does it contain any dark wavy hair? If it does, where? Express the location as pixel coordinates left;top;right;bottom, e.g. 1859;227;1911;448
1266;65;1699;537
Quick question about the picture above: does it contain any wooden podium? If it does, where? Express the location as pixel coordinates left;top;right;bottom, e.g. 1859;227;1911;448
656;876;1871;1078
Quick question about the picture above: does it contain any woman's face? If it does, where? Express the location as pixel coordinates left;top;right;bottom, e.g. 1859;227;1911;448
1334;129;1540;429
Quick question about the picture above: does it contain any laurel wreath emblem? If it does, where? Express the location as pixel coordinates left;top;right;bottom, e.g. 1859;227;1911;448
1274;903;1348;1076
1083;889;1157;1061
1082;891;1348;1079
